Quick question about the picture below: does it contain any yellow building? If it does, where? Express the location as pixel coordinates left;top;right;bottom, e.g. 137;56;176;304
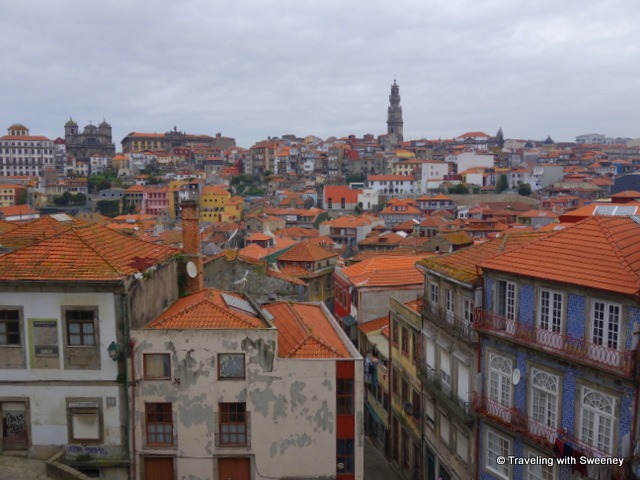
0;184;26;207
199;185;243;223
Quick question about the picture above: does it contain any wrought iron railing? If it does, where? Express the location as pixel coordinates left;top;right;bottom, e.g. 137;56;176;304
472;391;626;474
418;365;474;424
422;301;477;344
474;309;637;377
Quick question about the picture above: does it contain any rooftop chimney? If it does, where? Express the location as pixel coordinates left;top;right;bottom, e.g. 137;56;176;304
181;200;204;294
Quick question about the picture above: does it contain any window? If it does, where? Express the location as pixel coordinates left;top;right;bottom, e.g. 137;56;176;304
412;330;420;363
336;439;354;474
218;353;245;379
486;429;510;479
580;387;615;454
496;280;516;320
591;300;620;350
337;378;354;415
430;283;439;311
66;310;95;345
146;403;173;446
0;309;20;345
539;289;563;333
440;351;451;393
445;289;454;324
530;369;558;431
68;400;101;442
219;403;247;445
401;326;409;355
392;319;399;345
488;353;512;412
144;354;171;379
456;429;469;464
463;298;474;325
526;449;556;480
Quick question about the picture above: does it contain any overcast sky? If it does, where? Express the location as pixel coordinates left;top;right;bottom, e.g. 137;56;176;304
1;0;639;149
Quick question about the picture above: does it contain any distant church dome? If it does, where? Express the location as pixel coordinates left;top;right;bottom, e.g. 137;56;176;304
65;118;78;127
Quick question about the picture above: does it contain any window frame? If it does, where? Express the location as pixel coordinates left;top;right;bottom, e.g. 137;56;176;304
529;367;559;430
485;428;511;479
145;402;174;446
336;377;354;415
488;352;513;407
591;299;621;350
0;308;21;346
64;307;98;347
496;279;517;321
579;386;615;454
538;289;564;333
144;353;171;380
217;353;246;380
67;398;103;444
218;402;248;446
337;438;355;474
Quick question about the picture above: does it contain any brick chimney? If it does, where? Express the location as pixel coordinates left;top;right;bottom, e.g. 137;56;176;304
181;200;204;294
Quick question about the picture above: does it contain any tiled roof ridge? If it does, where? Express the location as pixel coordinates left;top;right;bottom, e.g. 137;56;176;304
487;225;570;260
598;216;640;287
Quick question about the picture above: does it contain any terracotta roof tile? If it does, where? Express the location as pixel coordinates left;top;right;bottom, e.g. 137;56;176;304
146;288;267;329
278;241;338;262
0;215;86;249
0;223;179;282
264;302;351;358
340;255;428;287
358;315;390;333
419;232;550;284
478;216;640;295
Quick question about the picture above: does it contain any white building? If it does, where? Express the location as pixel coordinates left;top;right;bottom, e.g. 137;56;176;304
0;124;54;177
366;174;416;195
419;160;450;193
0;220;180;479
454;151;495;174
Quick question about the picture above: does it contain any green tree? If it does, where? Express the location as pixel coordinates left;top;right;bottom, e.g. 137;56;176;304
96;199;121;217
448;184;469;194
96;179;112;191
518;183;532;196
16;189;27;205
496;174;509;193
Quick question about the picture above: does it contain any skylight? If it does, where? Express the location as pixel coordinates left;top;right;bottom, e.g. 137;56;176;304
593;205;638;216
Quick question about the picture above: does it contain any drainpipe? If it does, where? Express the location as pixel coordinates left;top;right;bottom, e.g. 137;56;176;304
129;339;137;480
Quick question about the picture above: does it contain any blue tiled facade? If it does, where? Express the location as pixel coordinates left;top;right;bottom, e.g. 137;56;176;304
477;274;638;479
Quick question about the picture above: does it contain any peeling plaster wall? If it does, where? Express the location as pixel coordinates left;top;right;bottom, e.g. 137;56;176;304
0;291;124;455
132;327;364;480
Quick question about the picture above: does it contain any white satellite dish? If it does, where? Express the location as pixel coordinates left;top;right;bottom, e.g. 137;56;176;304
512;368;521;385
186;261;198;279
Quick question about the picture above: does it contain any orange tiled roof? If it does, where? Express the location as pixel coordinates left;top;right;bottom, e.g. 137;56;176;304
0;219;18;235
146;288;267;329
419;232;550;284
0;215;85;249
358;315;389;334
0;223;179;282
264;302;351;358
278;241;338;262
340;255;428;287
478;216;640;295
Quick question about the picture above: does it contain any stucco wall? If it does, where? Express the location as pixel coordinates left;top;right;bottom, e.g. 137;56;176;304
132;327;364;479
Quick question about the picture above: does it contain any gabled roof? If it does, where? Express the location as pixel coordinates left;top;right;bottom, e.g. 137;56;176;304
264;302;351;358
339;255;428;287
0;214;85;249
478;216;640;295
278;241;337;262
0;223;179;282
419;232;550;284
146;288;267;329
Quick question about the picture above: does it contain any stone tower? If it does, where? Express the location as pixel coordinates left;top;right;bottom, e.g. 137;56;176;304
386;80;404;148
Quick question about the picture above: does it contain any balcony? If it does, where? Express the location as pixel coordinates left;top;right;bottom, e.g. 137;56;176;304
422;301;477;344
474;310;637;378
418;365;474;424
472;391;626;474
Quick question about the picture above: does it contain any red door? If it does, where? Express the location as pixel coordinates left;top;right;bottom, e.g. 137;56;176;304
144;457;174;480
218;457;250;480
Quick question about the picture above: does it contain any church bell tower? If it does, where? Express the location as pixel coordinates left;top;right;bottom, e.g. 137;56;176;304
387;80;404;148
